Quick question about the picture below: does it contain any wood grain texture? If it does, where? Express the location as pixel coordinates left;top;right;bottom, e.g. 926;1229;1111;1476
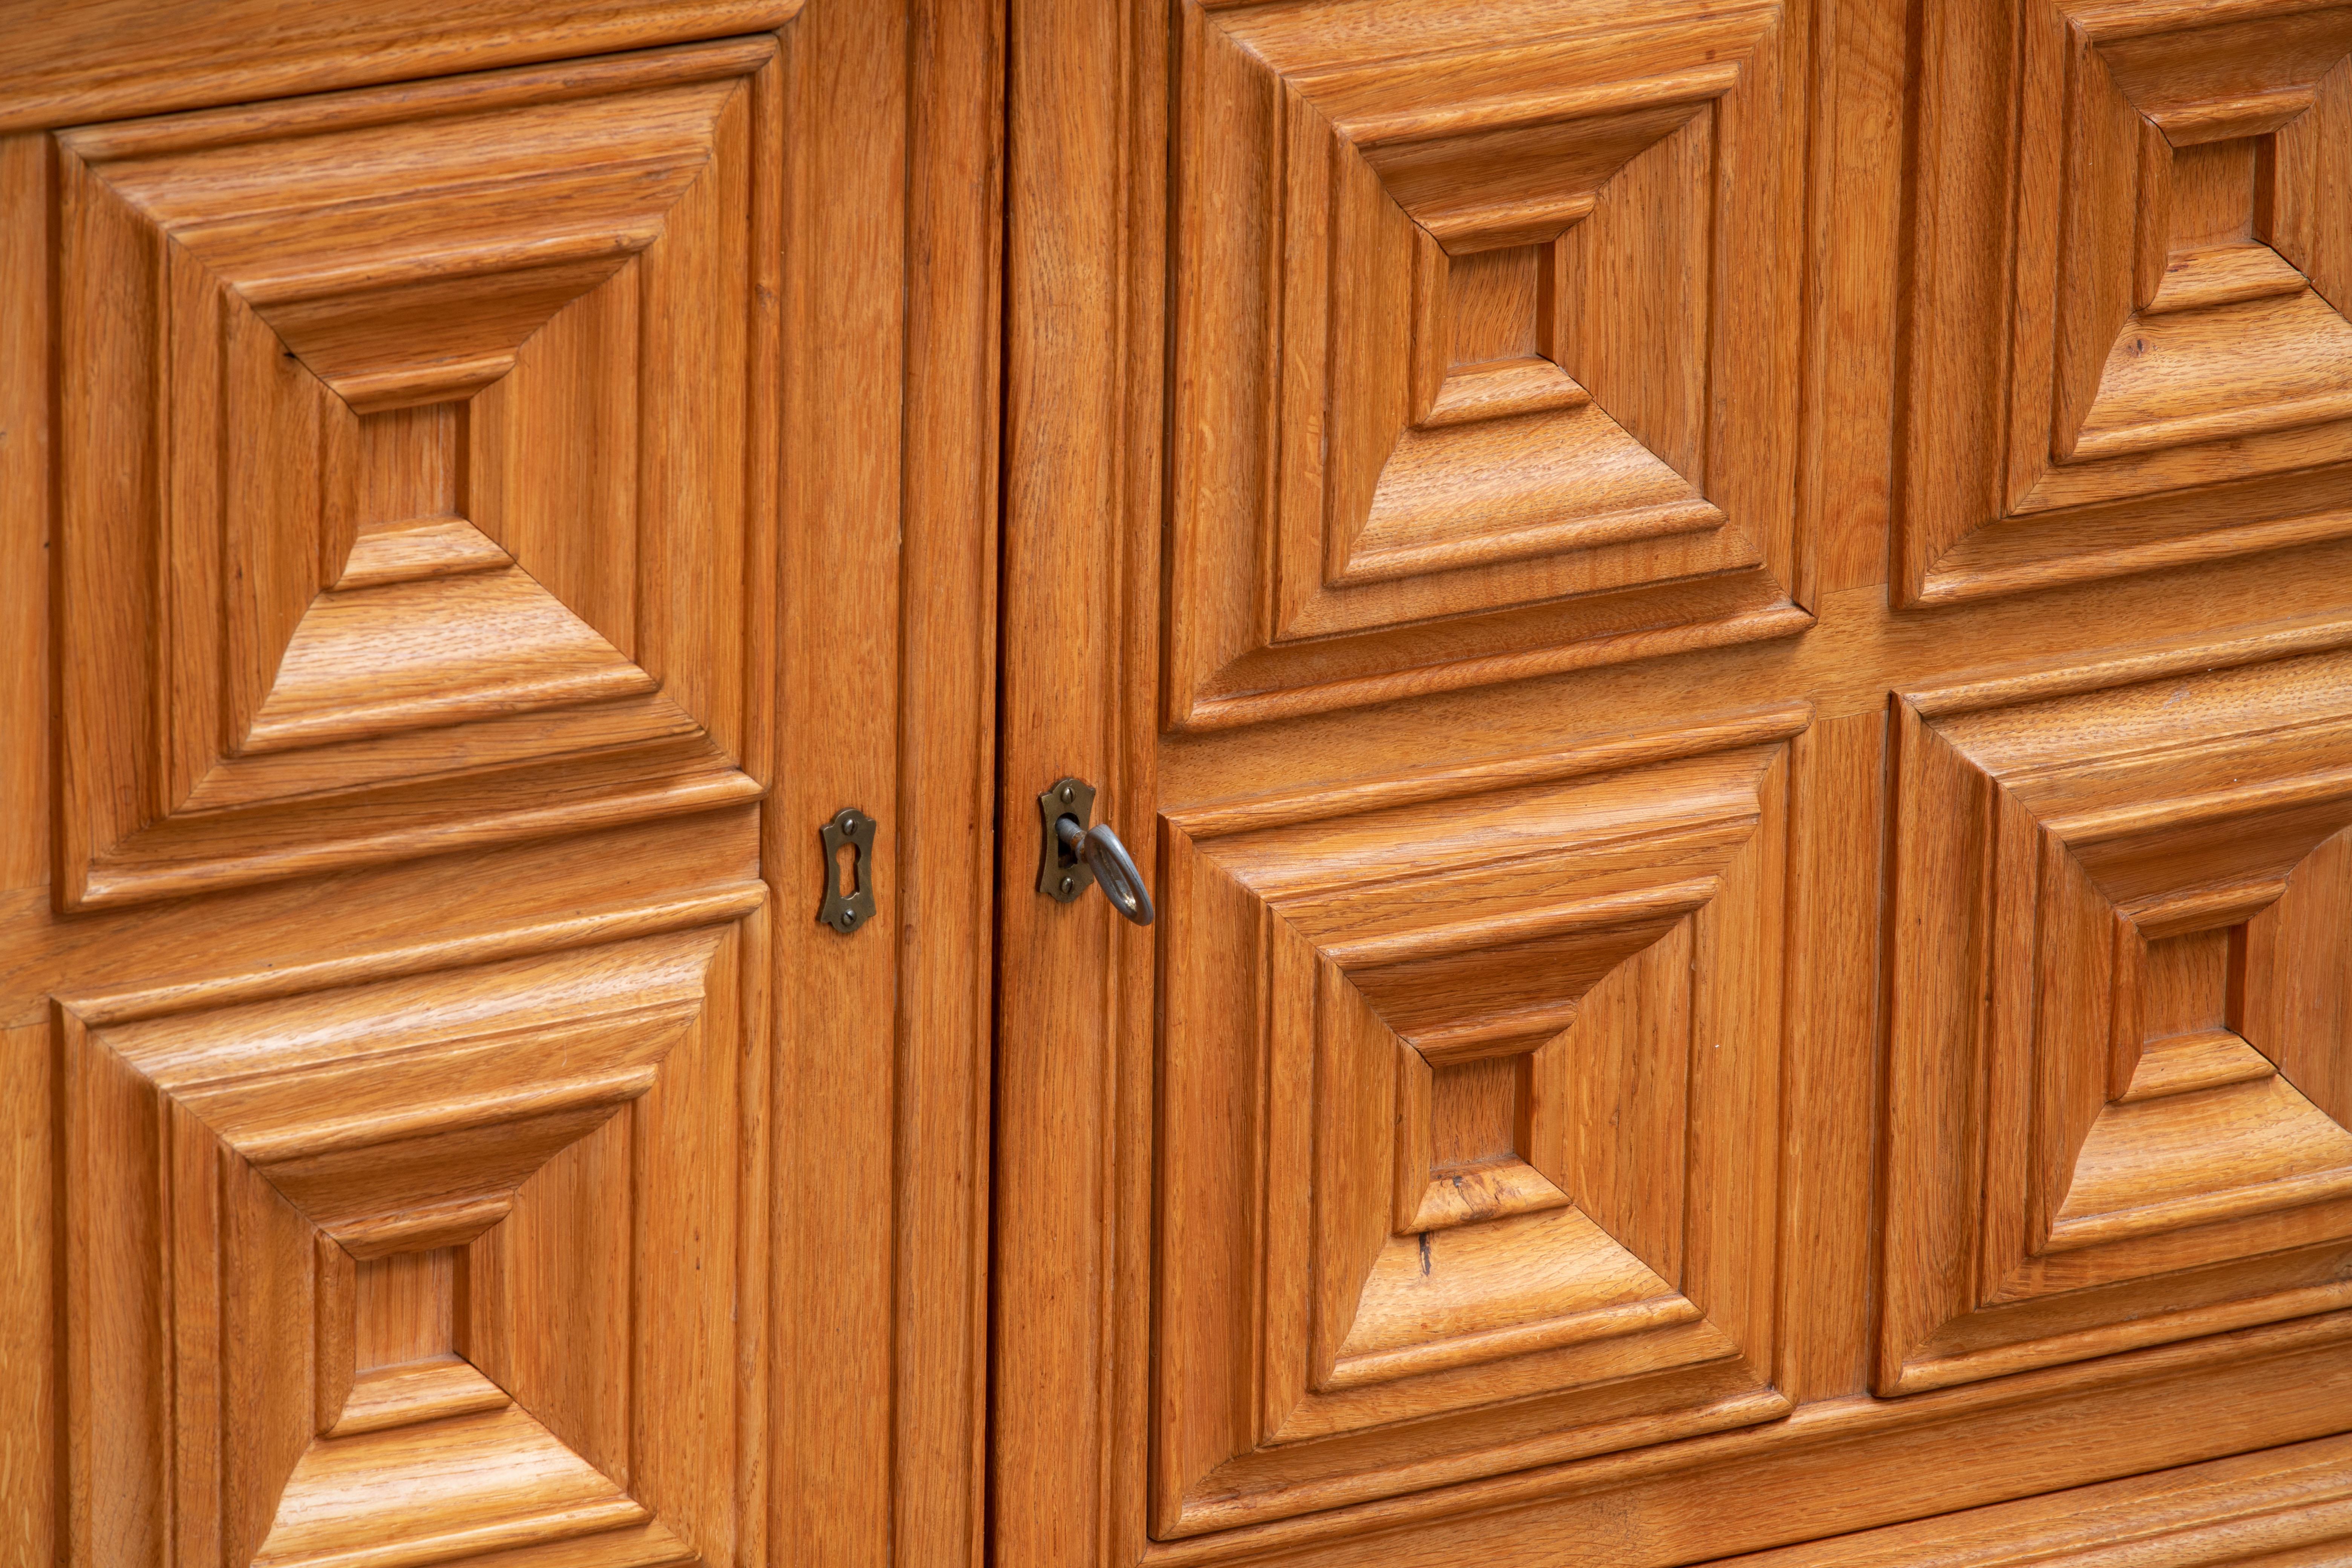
58;911;761;1568
1777;711;1888;1404
1713;1430;2352;1566
51;40;784;910
0;136;50;1559
0;1022;52;1565
0;0;796;133
1161;0;1814;728
999;0;2352;1562
0;133;44;895
1148;718;1803;1533
994;0;1166;1561
1133;1311;2352;1566
1156;553;2352;821
764;4;906;1565
9;6;1001;1566
1798;0;1906;595
1900;0;2352;605
1884;632;2352;1394
894;0;1004;1562
30;0;2352;1563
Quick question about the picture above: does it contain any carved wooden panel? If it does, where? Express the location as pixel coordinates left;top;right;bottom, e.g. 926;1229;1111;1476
53;37;780;908
998;0;2352;1557
1905;0;2352;603
1152;709;1804;1533
9;2;996;1564
1165;0;1813;729
1885;638;2352;1393
57;901;766;1568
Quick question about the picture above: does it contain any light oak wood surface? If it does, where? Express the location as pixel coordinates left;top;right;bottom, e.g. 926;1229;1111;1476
1713;1432;2352;1566
11;0;2352;1564
1;3;998;1566
995;0;2352;1563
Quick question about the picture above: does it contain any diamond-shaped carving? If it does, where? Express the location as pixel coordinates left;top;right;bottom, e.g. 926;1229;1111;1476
1904;0;2352;602
54;39;779;907
1150;709;1804;1534
1885;639;2352;1394
1165;0;1811;728
60;911;762;1568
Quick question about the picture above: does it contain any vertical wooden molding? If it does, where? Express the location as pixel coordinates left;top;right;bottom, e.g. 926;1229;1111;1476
1797;0;1908;596
994;0;1146;1560
771;3;917;1568
898;0;1004;1563
1777;710;1888;1404
0;127;55;1568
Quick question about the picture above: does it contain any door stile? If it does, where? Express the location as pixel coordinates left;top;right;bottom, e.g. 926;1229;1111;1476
993;0;1168;1559
898;0;1008;1560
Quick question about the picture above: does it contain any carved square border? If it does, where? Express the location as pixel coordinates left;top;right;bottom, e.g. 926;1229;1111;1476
1151;709;1806;1534
1165;0;1813;730
1884;635;2352;1394
52;38;784;908
1902;0;2352;603
55;897;767;1568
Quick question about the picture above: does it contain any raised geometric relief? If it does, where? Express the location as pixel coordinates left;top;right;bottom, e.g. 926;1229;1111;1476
1885;637;2352;1394
1905;0;2352;602
1153;707;1805;1534
1166;0;1812;729
58;899;765;1567
52;36;787;907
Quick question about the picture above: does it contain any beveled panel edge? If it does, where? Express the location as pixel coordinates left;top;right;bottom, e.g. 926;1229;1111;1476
1132;1308;2352;1566
0;3;800;135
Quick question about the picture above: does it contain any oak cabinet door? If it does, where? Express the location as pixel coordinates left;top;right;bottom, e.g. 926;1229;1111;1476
995;0;2352;1563
2;6;997;1566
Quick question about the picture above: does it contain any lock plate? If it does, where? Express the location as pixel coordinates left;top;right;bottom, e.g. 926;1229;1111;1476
819;807;877;934
1038;778;1097;903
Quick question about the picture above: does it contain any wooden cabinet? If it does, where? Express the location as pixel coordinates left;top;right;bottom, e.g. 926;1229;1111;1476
995;0;2352;1563
1;5;997;1564
6;2;2352;1566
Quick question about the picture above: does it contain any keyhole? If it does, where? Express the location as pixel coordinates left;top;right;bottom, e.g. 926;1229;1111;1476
835;839;858;899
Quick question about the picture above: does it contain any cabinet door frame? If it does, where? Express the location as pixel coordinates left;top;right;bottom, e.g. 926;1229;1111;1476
0;3;1000;1563
991;0;2352;1563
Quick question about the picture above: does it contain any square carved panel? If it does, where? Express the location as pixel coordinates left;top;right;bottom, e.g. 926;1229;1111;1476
53;37;785;908
1153;709;1805;1534
1905;0;2352;602
1165;0;1812;729
58;902;766;1568
1885;640;2352;1393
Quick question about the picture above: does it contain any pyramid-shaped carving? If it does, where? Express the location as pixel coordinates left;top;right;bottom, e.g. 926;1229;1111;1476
1939;687;2352;1269
61;921;755;1568
1148;713;1799;1531
1902;3;2352;603
1885;639;2352;1395
1159;0;1805;731
1332;94;1728;588
96;58;726;414
1236;744;1764;1388
2052;17;2352;472
55;40;776;907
